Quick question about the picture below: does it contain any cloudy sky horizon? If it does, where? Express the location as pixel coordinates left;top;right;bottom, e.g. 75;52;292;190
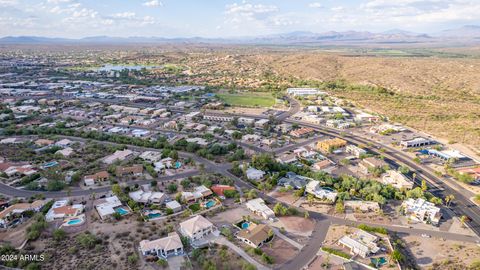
1;0;480;38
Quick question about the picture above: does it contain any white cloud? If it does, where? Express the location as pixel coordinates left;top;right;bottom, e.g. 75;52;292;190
46;0;71;4
142;0;162;7
308;2;323;8
0;0;17;7
112;12;136;19
225;2;278;18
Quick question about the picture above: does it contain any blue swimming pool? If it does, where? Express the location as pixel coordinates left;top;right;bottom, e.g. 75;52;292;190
205;200;216;208
241;222;250;229
67;219;82;225
42;161;59;168
115;207;129;215
147;213;161;219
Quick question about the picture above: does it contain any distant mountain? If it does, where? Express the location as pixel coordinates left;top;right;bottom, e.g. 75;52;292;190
1;25;480;45
435;25;480;38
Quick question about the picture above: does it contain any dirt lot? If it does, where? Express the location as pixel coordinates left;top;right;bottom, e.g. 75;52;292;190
262;237;299;266
269;190;299;205
275;216;315;237
403;235;480;269
209;205;252;226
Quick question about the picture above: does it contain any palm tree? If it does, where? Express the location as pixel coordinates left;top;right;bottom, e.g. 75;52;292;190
445;194;455;207
460;215;468;228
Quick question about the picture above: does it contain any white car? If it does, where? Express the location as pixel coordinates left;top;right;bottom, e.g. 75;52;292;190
421;234;431;238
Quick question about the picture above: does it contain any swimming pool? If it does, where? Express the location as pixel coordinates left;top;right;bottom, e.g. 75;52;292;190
67;219;82;225
205;200;216;208
147;213;161;219
115;207;129;215
42;161;59;168
241;222;250;229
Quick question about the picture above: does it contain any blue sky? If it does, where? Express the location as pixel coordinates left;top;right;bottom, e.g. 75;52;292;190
1;0;480;38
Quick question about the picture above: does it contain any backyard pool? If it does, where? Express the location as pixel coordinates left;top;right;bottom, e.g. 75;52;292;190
147;212;162;219
67;219;82;225
241;222;251;229
115;207;129;215
42;161;59;169
205;200;216;209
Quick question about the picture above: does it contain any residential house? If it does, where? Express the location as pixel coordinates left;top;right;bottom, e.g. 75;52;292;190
382;170;414;190
277;172;309;189
116;165;144;177
139;151;163;163
246;167;265;181
45;200;83;222
129;188;166;205
0;200;45;228
344;201;380;213
305;181;337;202
139;232;184;259
402;198;442;226
359;157;389;175
338;230;380;258
166;200;182;213
236;223;274;248
276;153;298;164
55;147;74;157
345;145;367;158
55;139;73;148
312;159;335;172
94;196;124;220
181;185;213;203
179;215;215;242
84;171;109;186
210;185;235;198
245;198;275;220
34;139;54;146
102;149;134;164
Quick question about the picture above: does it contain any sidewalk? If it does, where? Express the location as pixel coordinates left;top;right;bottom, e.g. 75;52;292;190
215;236;270;270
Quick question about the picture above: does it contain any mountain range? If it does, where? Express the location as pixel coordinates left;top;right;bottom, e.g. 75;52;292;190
1;25;479;46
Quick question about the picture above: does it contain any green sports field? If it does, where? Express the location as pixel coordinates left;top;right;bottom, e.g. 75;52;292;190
216;92;276;108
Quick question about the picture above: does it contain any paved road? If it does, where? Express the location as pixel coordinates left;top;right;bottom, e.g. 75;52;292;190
284;119;480;237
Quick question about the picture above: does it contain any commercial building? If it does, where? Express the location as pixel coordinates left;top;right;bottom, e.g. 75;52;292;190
286;88;326;96
203;115;234;122
400;137;434;148
316;138;347;153
290;127;315;138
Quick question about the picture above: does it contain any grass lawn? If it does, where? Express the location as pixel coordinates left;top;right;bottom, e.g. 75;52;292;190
216;92;276;108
